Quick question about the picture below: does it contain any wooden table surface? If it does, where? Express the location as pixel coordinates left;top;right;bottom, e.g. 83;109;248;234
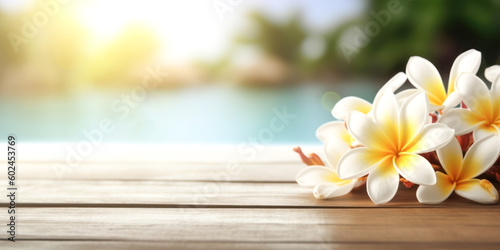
1;145;499;249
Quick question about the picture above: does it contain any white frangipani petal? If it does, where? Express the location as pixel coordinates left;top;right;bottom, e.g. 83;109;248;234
459;134;500;180
398;91;430;146
313;182;355;199
296;166;340;187
491;74;500;116
473;124;500;142
417;172;456;204
404;50;481;112
394;153;436;185
366;158;399;205
316;121;349;143
447;49;481;95
376;72;407;98
456;73;493;118
436;137;463;180
438;109;484;135
485;65;500;83
404;123;454;154
455;179;499;204
406;56;446;107
331;96;372;120
347;111;394;151
373;91;399;143
444;72;500;141
323;138;350;170
395;89;420;107
441;91;462;112
337;148;389;180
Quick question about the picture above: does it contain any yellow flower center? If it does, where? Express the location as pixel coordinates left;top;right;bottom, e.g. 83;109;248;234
448;175;455;183
327;173;352;186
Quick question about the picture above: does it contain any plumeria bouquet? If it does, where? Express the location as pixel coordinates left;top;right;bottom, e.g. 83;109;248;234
295;49;500;205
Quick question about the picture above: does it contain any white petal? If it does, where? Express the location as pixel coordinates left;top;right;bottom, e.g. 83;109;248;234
337;147;389;180
313;182;355;199
473;124;500;141
398;91;430;147
485;65;500;83
347;111;394;151
438;108;485;135
366;157;399;205
455;179;499;204
323;138;350;170
441;91;462;113
491;73;500;115
316;121;349;143
331;96;372;120
373;91;399;143
375;72;407;99
459;134;500;180
394;153;436;185
406;56;447;107
403;123;455;154
436;137;463;180
296;166;343;187
417;172;456;204
456;73;492;118
447;49;481;95
395;89;420;107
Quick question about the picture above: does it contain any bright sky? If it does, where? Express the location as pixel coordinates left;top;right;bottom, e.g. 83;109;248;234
0;0;365;64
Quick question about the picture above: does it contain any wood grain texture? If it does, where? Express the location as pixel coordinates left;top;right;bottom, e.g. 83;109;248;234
2;241;499;250
10;162;305;181
0;240;498;250
11;207;500;244
2;146;500;249
4;180;497;208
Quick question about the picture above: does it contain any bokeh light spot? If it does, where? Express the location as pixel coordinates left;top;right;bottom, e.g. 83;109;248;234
321;91;341;112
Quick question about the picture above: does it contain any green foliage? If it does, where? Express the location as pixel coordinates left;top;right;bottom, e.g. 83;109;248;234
236;11;307;69
233;0;500;80
332;0;500;77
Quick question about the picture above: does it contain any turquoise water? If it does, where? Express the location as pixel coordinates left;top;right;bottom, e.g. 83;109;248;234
0;82;377;144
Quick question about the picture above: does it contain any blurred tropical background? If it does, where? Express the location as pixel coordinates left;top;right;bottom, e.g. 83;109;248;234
1;0;500;144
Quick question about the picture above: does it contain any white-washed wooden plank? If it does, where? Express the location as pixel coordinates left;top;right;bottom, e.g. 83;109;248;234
14;207;500;243
11;163;305;181
1;241;497;250
4;180;498;208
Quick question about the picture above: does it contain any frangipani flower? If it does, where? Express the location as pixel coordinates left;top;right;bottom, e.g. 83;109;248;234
296;139;359;199
417;135;500;204
321;72;416;148
439;72;500;141
485;65;500;82
336;91;455;204
331;72;408;120
316;121;353;147
406;49;481;112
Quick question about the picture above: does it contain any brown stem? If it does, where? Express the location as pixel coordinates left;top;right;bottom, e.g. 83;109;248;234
293;147;325;166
